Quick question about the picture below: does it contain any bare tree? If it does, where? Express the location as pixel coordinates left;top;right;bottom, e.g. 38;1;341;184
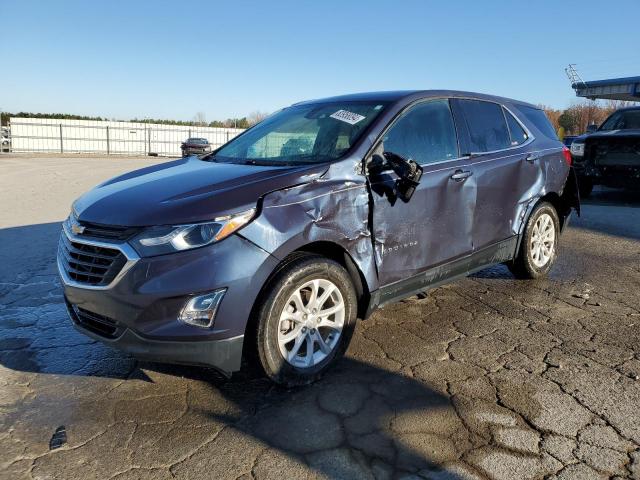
193;111;207;126
539;104;562;132
247;111;269;126
542;99;639;135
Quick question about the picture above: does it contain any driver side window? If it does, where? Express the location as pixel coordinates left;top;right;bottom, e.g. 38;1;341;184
382;99;459;165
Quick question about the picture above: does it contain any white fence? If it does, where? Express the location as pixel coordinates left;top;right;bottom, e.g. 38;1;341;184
8;117;245;156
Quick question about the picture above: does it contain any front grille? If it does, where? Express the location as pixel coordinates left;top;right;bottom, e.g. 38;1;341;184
77;221;140;241
59;233;127;286
66;301;123;338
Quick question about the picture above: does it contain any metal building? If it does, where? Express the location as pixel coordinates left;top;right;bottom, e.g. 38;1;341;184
571;75;640;102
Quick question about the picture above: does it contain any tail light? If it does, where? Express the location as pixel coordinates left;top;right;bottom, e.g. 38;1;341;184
562;146;572;166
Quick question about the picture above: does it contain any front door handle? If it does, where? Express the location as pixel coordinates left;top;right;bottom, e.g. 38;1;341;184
525;153;540;163
450;170;472;182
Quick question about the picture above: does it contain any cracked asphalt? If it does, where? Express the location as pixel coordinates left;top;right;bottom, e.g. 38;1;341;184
1;155;640;480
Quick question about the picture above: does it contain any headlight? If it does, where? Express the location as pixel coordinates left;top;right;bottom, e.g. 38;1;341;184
570;143;585;157
131;208;255;256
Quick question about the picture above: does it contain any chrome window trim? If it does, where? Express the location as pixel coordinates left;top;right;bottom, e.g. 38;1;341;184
419;146;562;175
366;97;462;170
502;104;534;147
364;96;538;172
369;143;560;173
57;220;139;290
459;100;536;156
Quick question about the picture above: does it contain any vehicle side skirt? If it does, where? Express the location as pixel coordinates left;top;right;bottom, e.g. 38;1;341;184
364;236;518;317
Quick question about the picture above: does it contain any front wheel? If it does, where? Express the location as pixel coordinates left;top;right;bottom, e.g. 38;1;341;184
255;255;357;386
508;202;560;279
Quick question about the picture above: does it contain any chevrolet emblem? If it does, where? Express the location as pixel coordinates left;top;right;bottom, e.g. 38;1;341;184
71;222;85;235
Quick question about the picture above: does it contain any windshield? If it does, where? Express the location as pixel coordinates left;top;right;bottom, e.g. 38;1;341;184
212;101;388;165
187;138;208;144
599;109;640;131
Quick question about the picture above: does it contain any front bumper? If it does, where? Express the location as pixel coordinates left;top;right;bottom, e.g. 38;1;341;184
181;147;211;156
58;227;279;373
66;300;244;373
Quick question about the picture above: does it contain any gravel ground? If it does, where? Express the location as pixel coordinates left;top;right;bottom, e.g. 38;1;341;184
1;154;640;480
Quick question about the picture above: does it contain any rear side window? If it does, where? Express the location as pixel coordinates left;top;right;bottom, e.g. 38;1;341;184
457;100;511;152
381;99;458;165
503;107;528;146
519;106;558;140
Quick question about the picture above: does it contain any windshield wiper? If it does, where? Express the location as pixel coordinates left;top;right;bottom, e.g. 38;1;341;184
241;159;281;166
461;152;486;159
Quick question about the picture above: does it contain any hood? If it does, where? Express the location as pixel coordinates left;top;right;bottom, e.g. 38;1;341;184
575;129;640;143
74;157;328;226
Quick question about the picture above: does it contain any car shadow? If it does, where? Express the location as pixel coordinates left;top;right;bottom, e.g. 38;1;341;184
2;320;479;477
0;297;481;479
142;358;476;479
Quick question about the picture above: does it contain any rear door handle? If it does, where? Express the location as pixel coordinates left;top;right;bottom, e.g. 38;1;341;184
525;153;540;163
450;170;472;182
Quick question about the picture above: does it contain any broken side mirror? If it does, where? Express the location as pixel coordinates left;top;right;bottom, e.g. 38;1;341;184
382;151;423;202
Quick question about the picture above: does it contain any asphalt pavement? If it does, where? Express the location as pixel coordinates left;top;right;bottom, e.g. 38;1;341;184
1;155;640;479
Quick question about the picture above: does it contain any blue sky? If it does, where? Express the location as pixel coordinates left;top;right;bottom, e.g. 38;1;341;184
2;0;639;121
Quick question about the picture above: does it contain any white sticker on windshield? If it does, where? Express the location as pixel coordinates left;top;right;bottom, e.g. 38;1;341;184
330;110;366;125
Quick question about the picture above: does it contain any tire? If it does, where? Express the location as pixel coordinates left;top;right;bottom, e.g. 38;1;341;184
578;177;593;198
508;202;560;279
255;254;357;386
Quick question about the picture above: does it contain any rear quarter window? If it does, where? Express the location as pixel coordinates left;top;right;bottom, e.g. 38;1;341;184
503;107;529;146
456;99;511;152
519;106;558;140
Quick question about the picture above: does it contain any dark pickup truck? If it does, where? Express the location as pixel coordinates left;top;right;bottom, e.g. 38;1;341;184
570;106;640;197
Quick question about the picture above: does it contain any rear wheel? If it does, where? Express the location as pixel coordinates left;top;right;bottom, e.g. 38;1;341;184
508;202;560;279
256;255;357;386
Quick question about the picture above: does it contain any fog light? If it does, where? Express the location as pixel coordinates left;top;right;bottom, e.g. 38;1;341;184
179;289;226;328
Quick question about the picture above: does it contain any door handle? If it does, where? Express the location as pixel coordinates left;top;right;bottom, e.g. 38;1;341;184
450;170;472;182
525;153;540;163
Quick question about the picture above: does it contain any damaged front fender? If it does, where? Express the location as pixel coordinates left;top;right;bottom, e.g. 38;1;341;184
239;159;379;295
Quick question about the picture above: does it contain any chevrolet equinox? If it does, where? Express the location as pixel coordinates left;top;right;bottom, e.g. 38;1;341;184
58;91;579;385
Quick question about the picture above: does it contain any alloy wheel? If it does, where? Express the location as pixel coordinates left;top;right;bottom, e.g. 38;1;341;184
277;278;345;368
530;213;555;268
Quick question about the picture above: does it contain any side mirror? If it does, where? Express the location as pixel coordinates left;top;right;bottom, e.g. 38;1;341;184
586;124;598;134
382;151;423;202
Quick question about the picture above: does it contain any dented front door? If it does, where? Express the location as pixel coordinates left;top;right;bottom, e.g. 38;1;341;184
367;99;475;287
369;160;476;286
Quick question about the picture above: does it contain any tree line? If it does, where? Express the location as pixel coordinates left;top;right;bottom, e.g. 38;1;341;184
6;102;636;135
1;111;106;126
540;100;637;136
1;110;269;128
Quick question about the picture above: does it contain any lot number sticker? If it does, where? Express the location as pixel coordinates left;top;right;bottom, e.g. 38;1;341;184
330;110;366;125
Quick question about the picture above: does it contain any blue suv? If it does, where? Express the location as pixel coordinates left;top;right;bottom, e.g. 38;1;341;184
58;90;579;385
